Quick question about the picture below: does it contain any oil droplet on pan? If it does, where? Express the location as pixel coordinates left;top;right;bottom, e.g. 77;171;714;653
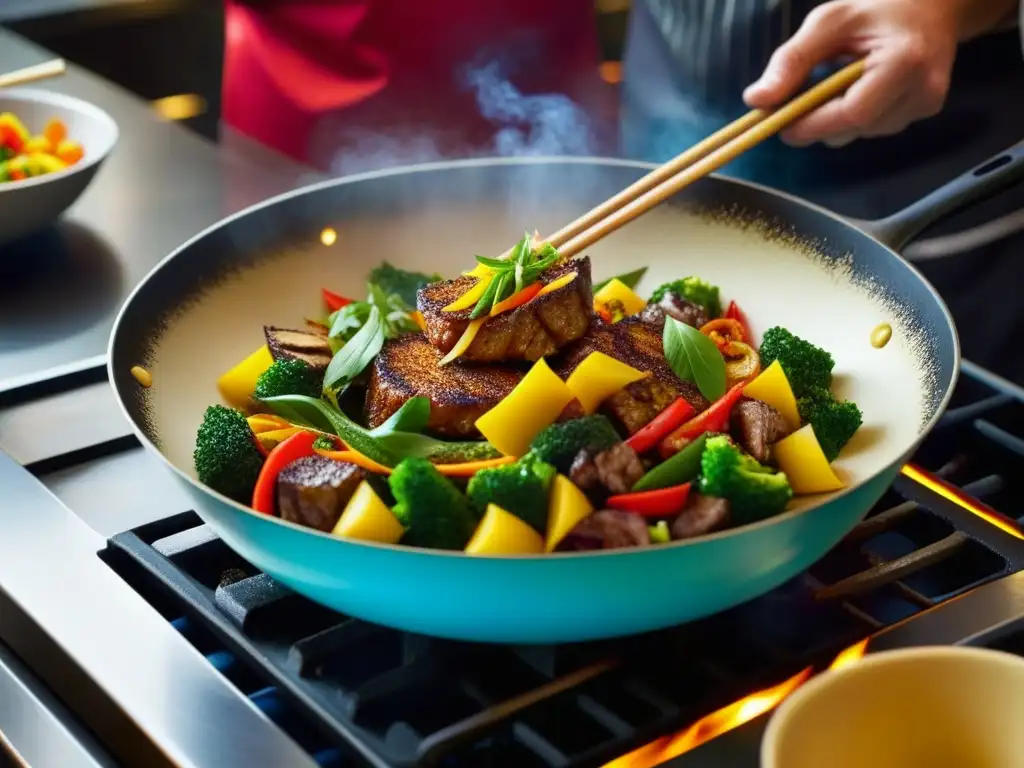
870;323;892;349
131;365;153;387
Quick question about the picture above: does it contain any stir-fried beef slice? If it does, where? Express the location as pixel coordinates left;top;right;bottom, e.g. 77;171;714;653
558;509;652;550
569;449;601;494
417;258;593;362
594;442;645;494
671;493;731;539
555;319;710;434
277;456;365;531
731;398;792;464
265;326;333;373
639;295;709;331
365;333;523;438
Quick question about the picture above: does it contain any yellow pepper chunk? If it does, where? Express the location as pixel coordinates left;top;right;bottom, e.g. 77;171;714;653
475;357;575;456
773;425;845;494
333;481;405;544
217;345;274;408
438;318;487;366
22;135;52;154
743;360;801;430
593;278;647;317
443;276;492;312
255;427;303;452
466;503;545;555
247;414;292;434
536;271;578;297
565;351;649;415
463;263;496;278
545;474;594;552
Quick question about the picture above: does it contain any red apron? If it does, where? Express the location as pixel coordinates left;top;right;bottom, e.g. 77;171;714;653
222;0;609;169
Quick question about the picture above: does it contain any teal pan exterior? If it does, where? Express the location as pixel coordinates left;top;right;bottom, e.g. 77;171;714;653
179;466;898;644
109;149;1024;643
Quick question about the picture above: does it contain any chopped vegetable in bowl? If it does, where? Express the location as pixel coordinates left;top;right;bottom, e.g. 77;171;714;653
188;232;865;555
0;112;84;183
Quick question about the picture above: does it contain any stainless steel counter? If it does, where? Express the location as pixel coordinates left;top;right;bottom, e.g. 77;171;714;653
0;27;320;394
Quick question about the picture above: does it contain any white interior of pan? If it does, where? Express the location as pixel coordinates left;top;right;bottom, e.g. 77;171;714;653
146;198;929;514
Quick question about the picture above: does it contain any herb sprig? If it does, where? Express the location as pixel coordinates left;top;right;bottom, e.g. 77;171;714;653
469;232;561;319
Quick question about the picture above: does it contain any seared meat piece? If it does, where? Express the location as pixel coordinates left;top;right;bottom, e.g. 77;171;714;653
639;294;709;332
554;319;710;434
569;449;601;494
557;398;586;423
417;258;594;363
265;326;333;373
594;442;645;494
366;333;523;438
558;510;651;550
277;456;365;532
671;494;731;540
731;399;791;464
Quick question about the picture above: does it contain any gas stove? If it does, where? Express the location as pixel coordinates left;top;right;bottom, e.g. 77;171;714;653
4;359;1024;768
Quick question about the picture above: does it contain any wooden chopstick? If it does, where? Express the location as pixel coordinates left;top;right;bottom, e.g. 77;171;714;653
555;58;866;260
0;59;67;89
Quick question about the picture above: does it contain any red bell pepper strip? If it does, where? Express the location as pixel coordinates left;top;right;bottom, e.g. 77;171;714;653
607;483;691;518
251;430;318;514
659;382;747;457
323;288;352;313
490;281;542;316
724;300;752;341
0;124;24;154
626;397;697;455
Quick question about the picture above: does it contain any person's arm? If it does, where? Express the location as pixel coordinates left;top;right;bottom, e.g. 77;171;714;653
743;0;1019;147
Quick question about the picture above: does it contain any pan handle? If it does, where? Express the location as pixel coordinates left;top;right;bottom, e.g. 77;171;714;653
859;139;1024;251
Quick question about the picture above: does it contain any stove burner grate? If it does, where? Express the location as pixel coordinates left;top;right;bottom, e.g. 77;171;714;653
99;367;1024;767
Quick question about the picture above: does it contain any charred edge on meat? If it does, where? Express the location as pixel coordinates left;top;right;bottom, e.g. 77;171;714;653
639;294;709;332
554;319;710;434
276;456;365;532
416;257;594;362
365;332;523;438
265;326;333;373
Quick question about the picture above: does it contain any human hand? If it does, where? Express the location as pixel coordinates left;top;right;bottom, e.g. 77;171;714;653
742;0;1014;148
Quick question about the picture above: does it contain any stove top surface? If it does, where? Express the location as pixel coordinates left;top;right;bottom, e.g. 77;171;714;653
4;359;1010;768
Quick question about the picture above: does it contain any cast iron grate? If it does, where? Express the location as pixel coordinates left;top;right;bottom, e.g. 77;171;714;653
99;368;1024;768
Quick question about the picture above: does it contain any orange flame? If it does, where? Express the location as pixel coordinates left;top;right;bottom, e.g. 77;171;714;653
900;464;1024;540
829;638;869;670
602;640;871;768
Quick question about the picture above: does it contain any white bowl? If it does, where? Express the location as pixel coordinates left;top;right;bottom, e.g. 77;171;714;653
0;88;118;246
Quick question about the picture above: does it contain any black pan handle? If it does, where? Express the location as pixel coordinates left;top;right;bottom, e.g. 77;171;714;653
859;139;1024;251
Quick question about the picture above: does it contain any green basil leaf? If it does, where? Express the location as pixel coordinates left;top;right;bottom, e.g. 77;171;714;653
324;305;385;389
663;316;726;401
593;267;648;293
475;255;510;269
367;262;440;306
369;396;430;436
262;395;400;466
328;301;370;340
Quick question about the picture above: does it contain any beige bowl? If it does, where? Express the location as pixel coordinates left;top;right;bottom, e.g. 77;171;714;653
762;646;1024;768
0;88;118;246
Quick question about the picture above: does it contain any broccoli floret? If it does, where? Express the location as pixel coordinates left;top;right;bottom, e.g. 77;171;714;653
389;457;477;550
798;387;863;461
758;326;834;397
466;453;556;532
254;359;322;400
699;435;792;524
312;435;336;451
530;415;621;473
193;405;264;503
650;277;722;318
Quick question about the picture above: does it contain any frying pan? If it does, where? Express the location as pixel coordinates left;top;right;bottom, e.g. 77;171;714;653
109;144;1024;644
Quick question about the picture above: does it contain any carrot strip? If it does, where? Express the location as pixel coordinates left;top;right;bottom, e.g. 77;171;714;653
490;282;542;316
434;455;517;476
315;448;394;475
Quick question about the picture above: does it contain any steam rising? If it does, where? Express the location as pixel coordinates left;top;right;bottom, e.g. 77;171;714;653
326;60;597;176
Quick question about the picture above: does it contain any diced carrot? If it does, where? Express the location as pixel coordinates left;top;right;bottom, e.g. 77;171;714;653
55;140;83;165
44;118;67;147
